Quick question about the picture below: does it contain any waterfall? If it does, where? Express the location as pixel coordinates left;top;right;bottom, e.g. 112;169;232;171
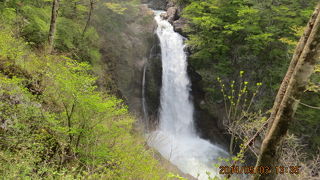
148;11;228;180
142;64;149;131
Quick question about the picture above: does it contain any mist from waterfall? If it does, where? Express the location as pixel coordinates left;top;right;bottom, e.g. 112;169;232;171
147;11;228;180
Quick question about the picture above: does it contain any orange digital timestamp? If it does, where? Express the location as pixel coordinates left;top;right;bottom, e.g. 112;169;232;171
275;166;301;174
219;165;301;175
219;166;271;175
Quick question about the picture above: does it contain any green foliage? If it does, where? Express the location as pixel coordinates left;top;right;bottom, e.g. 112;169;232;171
75;27;101;63
104;2;127;14
0;0;101;65
0;30;27;61
183;0;318;109
0;14;166;179
20;5;51;46
216;71;262;124
0;7;16;25
182;0;320;168
167;173;188;180
214;71;266;159
183;0;320;158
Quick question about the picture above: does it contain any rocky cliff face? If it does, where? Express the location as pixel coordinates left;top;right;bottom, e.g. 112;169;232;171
95;5;159;117
145;0;188;36
139;34;162;129
94;4;164;129
142;0;167;10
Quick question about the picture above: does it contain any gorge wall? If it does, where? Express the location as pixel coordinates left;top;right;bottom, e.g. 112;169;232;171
94;0;229;148
93;4;159;118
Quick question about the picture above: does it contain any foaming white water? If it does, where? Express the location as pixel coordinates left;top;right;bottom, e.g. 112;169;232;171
148;11;228;179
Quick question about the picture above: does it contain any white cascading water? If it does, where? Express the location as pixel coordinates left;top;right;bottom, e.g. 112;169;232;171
148;11;228;180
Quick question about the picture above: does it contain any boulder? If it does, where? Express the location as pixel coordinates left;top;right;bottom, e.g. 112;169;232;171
166;0;175;8
160;12;169;19
166;7;178;23
173;17;187;36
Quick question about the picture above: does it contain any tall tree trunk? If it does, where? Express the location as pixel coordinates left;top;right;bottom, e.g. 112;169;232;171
254;4;320;180
48;0;60;53
82;0;94;37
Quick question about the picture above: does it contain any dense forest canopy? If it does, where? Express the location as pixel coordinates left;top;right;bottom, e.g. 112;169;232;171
180;0;319;148
179;0;320;179
0;0;167;179
0;0;319;179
